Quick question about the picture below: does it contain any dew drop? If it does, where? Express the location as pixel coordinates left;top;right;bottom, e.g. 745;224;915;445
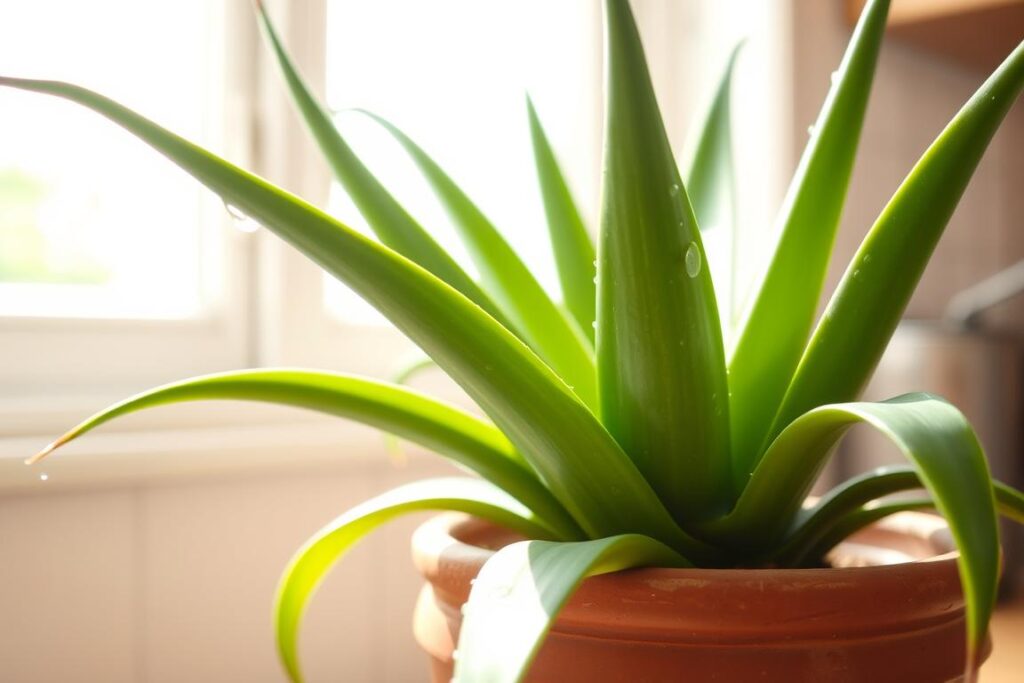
223;200;261;233
591;320;598;330
39;473;49;482
852;268;861;279
807;124;817;137
863;254;872;263
669;183;680;197
684;242;702;278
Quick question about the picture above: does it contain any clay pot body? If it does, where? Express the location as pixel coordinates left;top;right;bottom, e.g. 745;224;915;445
412;512;989;682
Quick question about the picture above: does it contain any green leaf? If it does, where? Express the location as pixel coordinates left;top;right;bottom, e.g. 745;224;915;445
682;40;743;318
349;109;597;409
769;38;1024;444
254;2;510;329
796;498;935;565
453;534;688;683
275;478;556;683
778;466;1024;563
995;480;1024;524
384;352;438;465
727;0;891;488
682;41;742;235
390;351;438;386
0;77;709;555
774;466;920;562
703;393;997;665
526;97;596;341
28;368;581;538
598;0;731;521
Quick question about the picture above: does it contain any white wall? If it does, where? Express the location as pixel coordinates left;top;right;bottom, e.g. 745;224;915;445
0;450;457;682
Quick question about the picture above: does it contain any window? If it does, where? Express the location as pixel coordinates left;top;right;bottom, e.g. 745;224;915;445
0;0;251;403
320;0;602;327
0;0;216;320
0;0;790;425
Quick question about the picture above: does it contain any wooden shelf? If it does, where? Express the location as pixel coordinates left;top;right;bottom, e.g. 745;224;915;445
846;0;1024;71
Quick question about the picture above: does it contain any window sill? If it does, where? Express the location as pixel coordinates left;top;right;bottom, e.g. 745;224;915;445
0;418;398;495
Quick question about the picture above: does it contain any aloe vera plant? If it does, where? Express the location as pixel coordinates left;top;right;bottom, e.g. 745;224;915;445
7;0;1024;680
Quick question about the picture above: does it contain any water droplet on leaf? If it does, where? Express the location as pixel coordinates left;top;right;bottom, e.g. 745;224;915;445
684;242;702;278
223;201;261;233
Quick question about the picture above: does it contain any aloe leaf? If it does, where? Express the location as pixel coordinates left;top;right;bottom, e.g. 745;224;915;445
385;352;437;465
453;534;688;683
526;97;596;341
349;109;597;409
390;351;437;386
704;393;997;666
27;369;582;539
775;466;920;560
995;480;1024;523
0;77;711;555
770;38;1024;444
682;40;743;319
797;498;935;565
727;0;891;487
779;467;1024;563
254;3;511;329
682;41;742;236
275;478;556;683
599;0;731;521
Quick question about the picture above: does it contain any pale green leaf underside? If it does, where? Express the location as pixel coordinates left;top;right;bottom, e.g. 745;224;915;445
275;478;555;683
453;534;688;683
29;369;581;539
0;76;706;554
350;108;597;409
727;0;890;487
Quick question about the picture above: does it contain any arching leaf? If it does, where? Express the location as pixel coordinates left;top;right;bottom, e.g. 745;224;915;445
275;478;556;683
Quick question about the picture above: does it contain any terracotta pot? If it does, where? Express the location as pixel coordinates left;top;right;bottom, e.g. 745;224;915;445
412;511;990;682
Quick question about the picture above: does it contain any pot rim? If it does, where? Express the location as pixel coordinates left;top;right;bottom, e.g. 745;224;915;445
412;510;968;647
413;509;959;579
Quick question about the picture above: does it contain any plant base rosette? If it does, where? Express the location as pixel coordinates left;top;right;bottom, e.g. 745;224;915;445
413;513;987;683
